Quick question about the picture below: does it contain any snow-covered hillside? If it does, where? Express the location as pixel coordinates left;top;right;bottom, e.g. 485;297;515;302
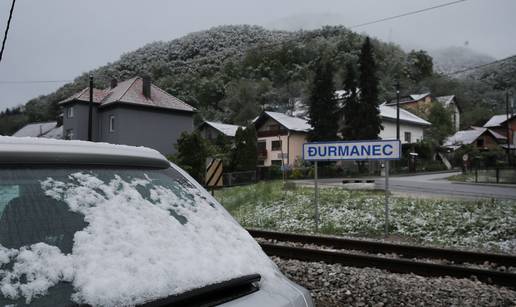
429;46;495;75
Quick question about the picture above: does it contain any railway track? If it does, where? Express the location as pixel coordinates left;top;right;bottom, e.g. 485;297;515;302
248;228;516;289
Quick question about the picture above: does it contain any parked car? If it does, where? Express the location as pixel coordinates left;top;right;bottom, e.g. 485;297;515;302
0;137;313;307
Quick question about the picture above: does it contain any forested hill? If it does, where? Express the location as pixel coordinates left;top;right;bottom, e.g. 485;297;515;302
430;46;495;75
0;25;509;134
453;54;516;90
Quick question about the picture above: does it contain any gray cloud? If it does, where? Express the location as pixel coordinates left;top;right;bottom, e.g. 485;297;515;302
1;0;515;110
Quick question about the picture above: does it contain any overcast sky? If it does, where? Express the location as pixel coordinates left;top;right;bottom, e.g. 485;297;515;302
1;0;515;110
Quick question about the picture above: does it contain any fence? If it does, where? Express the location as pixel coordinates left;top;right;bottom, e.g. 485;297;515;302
468;167;516;184
223;171;257;187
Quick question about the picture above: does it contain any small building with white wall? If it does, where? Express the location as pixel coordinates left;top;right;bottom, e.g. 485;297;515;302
254;111;311;167
197;121;243;141
378;104;431;143
436;95;461;131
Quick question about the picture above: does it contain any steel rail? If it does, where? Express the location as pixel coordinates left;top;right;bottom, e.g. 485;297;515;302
248;228;516;267
259;243;516;289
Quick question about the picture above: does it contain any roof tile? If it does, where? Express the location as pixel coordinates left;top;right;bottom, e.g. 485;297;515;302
59;77;195;112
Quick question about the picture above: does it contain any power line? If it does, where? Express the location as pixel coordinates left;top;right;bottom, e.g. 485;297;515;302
349;0;467;29
0;0;16;64
251;0;469;52
446;54;516;76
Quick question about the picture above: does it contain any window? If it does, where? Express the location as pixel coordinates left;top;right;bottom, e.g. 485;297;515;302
65;129;74;140
476;138;484;147
257;141;267;158
67;107;74;118
0;166;220;305
271;160;282;166
404;132;411;143
109;115;115;132
271;140;282;151
257;141;266;151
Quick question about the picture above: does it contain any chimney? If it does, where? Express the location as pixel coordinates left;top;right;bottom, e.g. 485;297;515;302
110;78;118;89
142;75;151;99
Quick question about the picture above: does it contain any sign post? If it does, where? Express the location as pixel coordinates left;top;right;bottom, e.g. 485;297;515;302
384;160;390;237
314;161;319;231
303;140;401;236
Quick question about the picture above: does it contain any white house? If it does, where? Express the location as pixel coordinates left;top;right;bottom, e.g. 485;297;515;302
436;95;461;131
254;111;311;167
197;121;244;141
378;104;431;143
254;105;430;167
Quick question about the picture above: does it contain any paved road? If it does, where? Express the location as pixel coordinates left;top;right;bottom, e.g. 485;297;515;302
294;172;516;201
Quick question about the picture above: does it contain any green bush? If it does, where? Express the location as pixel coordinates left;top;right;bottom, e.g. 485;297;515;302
478;148;506;168
289;168;305;179
269;165;282;179
419;161;447;172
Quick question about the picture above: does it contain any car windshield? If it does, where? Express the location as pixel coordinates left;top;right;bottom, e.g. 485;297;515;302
0;166;277;306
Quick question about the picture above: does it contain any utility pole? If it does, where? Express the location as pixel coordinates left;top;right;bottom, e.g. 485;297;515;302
394;79;400;173
278;134;286;183
507;90;512;165
395;79;400;141
88;75;93;141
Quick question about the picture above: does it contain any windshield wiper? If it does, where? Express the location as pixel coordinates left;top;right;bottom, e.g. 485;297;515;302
140;274;261;307
69;274;261;307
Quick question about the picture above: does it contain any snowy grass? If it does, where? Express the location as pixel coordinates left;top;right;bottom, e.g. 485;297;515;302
215;181;516;254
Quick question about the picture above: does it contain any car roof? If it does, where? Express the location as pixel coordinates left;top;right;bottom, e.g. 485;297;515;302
0;136;170;168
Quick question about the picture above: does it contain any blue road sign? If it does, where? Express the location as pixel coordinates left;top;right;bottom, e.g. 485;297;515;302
303;140;401;161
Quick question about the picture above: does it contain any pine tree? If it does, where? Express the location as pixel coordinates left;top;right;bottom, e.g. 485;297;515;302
340;63;361;140
242;125;258;170
358;37;382;139
307;57;339;141
230;125;257;171
174;132;210;183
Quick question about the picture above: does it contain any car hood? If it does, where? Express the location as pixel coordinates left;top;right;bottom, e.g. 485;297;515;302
221;277;312;307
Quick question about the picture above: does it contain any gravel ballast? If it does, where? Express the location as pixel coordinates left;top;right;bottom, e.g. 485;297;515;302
257;238;516;273
272;257;516;307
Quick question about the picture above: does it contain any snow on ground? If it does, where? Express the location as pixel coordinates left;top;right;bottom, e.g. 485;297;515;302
217;182;516;254
0;172;287;306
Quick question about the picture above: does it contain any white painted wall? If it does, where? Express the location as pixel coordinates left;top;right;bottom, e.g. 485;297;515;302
257;134;288;167
379;121;425;144
257;133;307;167
451;104;460;131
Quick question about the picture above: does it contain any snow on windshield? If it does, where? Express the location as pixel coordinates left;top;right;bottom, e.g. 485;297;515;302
0;172;283;306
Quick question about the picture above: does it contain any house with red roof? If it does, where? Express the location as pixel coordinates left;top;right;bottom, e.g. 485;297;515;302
59;76;196;156
385;92;461;132
483;113;516;152
443;127;506;151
